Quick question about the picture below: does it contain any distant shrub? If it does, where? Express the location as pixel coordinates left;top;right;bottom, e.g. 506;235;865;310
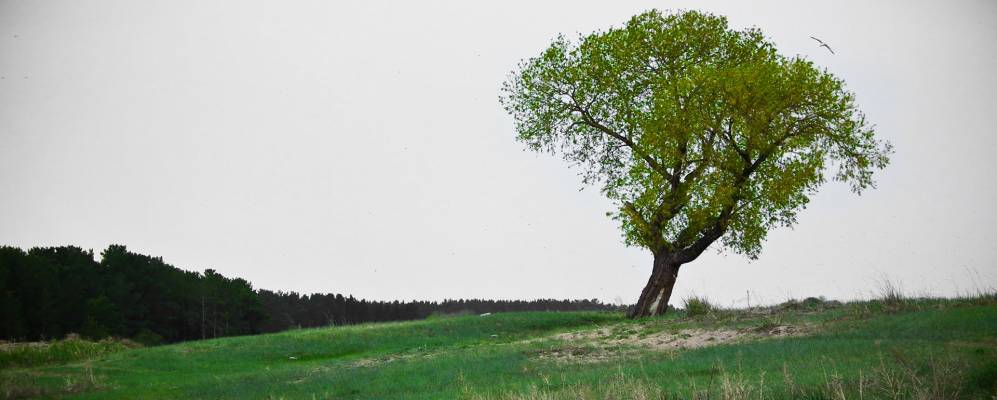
801;296;824;308
779;298;801;310
780;296;841;312
682;296;718;318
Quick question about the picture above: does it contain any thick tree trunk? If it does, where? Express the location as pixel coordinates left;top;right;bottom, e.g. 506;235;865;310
628;254;681;318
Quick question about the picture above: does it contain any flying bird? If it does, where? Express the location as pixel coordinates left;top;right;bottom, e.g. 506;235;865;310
810;36;835;54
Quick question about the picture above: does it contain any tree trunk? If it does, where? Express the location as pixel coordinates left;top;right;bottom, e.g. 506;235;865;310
628;254;681;318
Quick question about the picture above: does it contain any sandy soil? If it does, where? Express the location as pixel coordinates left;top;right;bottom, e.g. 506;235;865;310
535;324;809;363
345;323;811;366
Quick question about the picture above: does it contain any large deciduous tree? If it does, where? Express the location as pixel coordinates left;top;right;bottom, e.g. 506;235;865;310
500;10;892;318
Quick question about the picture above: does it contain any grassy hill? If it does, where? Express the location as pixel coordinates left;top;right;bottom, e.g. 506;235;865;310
2;294;995;399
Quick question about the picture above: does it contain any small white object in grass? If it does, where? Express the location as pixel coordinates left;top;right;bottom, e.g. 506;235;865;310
480;313;492;317
490;334;498;338
289;356;297;360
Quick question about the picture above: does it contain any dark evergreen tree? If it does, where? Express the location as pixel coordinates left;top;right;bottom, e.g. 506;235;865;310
1;244;620;342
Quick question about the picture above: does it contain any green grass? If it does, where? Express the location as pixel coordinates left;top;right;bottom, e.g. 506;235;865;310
2;297;996;399
0;336;139;369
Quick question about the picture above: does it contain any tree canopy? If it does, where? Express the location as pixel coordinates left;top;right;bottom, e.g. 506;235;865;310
501;10;891;262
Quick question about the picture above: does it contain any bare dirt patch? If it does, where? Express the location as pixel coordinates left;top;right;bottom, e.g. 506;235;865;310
348;355;400;368
346;323;811;366
537;323;809;363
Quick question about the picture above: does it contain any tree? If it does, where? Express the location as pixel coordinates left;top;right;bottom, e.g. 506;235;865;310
500;10;892;318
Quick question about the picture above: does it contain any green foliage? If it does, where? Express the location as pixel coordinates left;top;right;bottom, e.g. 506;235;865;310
2;244;619;344
682;295;718;317
501;10;891;258
0;245;265;343
780;296;841;312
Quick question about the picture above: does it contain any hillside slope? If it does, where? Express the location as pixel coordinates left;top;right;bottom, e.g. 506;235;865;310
2;297;995;399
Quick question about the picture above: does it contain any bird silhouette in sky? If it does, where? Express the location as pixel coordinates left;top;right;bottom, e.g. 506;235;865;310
810;36;835;54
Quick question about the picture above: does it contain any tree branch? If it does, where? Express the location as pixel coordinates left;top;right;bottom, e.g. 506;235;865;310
716;120;750;164
671;129;789;263
622;201;667;250
569;101;668;176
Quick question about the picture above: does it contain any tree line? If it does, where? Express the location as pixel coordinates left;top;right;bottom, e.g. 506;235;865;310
258;291;617;331
0;245;264;344
0;245;619;343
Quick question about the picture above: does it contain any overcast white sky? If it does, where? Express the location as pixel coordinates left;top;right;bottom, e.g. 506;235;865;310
1;0;995;307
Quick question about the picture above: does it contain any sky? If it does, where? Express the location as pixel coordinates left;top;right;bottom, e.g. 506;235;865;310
1;0;995;307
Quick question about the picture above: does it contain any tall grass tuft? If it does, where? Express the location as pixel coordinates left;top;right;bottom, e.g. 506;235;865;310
875;276;909;311
682;296;719;318
0;335;139;369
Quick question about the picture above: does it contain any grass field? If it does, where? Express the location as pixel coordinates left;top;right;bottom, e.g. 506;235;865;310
2;294;996;399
